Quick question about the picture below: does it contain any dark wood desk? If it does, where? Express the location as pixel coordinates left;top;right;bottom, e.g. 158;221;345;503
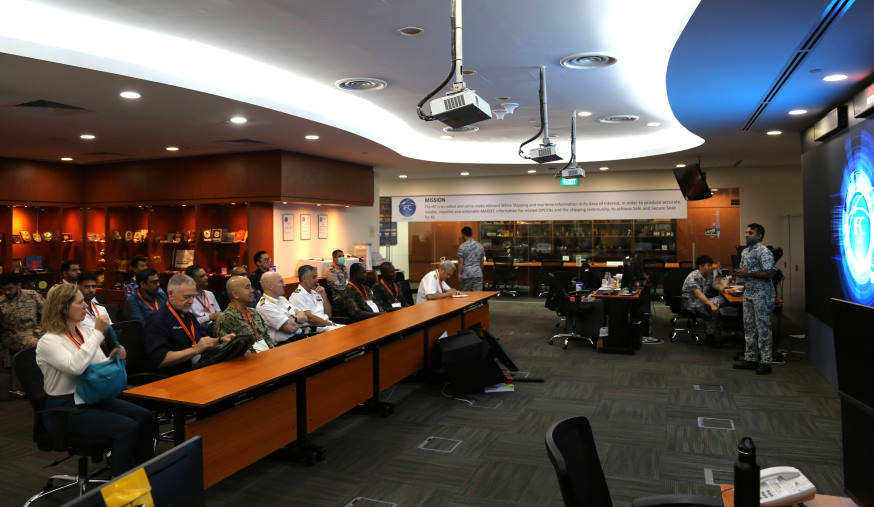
591;288;645;353
125;292;497;487
720;484;857;506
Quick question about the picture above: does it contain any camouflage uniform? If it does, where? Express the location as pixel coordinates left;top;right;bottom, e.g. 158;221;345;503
372;280;408;310
0;289;44;352
740;242;776;364
213;305;274;354
681;269;727;335
337;283;380;321
457;239;485;291
326;264;347;302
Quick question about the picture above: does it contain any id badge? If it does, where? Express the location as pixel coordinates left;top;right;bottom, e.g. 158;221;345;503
366;300;379;313
391;302;402;308
252;339;269;353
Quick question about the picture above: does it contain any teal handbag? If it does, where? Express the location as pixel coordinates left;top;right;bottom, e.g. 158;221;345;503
76;326;128;405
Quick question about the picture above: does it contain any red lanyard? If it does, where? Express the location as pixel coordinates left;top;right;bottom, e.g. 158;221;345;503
166;302;196;346
137;290;158;313
348;281;369;300
231;305;259;340
65;328;84;349
194;291;210;312
380;280;398;302
435;272;443;293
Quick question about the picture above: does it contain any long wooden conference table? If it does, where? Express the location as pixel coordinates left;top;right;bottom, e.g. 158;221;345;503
124;291;498;488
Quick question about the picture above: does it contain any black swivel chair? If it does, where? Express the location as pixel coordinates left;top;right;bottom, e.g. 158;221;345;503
538;254;565;297
547;274;604;350
545;416;722;507
111;320;169;386
492;256;519;297
663;271;702;344
13;348;111;506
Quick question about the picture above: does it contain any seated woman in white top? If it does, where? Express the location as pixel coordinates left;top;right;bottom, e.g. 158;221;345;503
35;283;153;477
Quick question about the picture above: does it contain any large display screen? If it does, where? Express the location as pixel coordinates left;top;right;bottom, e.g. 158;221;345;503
803;117;874;324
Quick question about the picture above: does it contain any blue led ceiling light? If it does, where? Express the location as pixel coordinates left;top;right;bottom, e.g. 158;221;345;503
837;129;874;305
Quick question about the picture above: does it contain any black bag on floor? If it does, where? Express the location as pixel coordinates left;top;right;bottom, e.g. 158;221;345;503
437;330;506;395
195;334;255;369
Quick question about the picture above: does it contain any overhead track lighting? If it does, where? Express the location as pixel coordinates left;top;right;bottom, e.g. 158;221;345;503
415;0;491;128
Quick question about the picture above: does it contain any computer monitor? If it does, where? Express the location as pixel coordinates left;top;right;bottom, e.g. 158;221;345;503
63;437;204;507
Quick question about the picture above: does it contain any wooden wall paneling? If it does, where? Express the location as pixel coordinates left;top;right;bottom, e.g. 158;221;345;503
83;151;283;206
0;206;11;272
0;158;82;205
408;222;435;282
105;207;149;286
246;203;273;273
305;353;374;432
675;188;740;266
61;207;84;271
280;152;373;206
83;208;106;272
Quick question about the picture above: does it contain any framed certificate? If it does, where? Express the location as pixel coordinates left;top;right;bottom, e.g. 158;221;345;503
282;214;294;241
300;214;312;240
318;215;328;239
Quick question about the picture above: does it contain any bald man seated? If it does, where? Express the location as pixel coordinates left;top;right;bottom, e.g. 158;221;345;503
256;271;313;344
213;276;274;353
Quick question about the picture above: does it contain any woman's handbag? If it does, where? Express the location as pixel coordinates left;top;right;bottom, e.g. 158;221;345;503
76;326;128;405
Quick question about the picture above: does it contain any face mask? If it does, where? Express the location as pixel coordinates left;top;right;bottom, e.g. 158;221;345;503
337;257;346;266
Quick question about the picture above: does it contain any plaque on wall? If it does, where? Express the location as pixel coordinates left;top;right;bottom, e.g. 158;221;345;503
43;232;53;242
211;229;222;240
62;233;73;242
203;229;212;241
20;231;31;243
12;234;22;244
125;230;133;241
32;232;42;243
112;230;121;241
133;231;142;242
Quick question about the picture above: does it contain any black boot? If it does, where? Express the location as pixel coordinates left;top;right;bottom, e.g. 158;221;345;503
733;359;758;370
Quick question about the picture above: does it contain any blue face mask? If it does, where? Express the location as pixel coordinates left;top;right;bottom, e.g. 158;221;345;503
337;257;346;266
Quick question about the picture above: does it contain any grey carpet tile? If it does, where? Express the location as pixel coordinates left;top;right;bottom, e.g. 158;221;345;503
667;389;739;411
369;453;482;491
591;398;667;426
598;443;660;481
461;460;550;503
657;450;736;483
731;393;813;412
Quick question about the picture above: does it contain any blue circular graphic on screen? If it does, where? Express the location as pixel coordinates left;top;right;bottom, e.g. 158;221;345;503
838;130;874;305
398;198;416;217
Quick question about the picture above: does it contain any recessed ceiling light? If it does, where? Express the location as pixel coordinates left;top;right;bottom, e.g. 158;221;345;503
229;116;248;124
823;74;848;82
230;202;236;205
282;201;288;204
788;109;807;115
316;204;321;207
399;174;408;179
599;166;609;171
577;111;592;117
527;169;537;174
397;26;423;36
60;157;73;161
647;122;661;127
460;172;470;176
766;130;782;136
80;134;95;140
345;205;350;208
676;163;686;168
181;204;187;207
305;135;319;140
119;90;141;99
440;135;452;140
165;146;179;151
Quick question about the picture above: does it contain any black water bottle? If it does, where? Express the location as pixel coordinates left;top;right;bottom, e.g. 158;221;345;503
734;437;760;506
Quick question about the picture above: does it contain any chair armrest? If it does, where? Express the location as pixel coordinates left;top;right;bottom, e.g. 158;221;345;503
631;494;723;507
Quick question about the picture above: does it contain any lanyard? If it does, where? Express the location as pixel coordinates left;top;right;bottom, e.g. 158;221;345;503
65;328;84;349
380;280;398;302
137;290;158;312
348;281;369;300
194;291;210;312
435;272;443;293
85;300;99;317
166;302;197;346
231;305;259;340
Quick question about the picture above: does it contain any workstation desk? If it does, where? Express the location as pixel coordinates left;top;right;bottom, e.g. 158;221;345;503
124;291;498;488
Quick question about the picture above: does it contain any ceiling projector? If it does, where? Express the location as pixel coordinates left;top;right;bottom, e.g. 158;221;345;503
561;167;585;179
529;144;562;163
429;89;491;128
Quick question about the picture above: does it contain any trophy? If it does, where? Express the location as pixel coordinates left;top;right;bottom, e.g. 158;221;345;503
43;232;53;242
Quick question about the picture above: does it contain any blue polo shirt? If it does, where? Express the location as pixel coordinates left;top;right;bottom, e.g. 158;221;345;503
144;303;205;376
124;288;168;325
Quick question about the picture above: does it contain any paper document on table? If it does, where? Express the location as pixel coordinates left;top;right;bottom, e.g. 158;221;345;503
452;294;469;298
485;382;515;393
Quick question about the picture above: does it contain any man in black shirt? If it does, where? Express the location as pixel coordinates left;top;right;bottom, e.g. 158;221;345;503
144;273;232;376
249;251;272;294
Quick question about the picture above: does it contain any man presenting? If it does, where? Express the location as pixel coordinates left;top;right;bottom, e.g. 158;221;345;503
289;265;342;332
79;273;113;329
185;264;221;331
457;226;485;291
733;223;776;375
681;255;729;347
144;274;232;376
416;261;460;303
256;271;312;344
215;276;274;353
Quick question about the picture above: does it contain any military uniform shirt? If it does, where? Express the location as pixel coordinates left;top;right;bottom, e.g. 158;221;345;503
681;270;715;310
326;264;347;300
256;294;303;344
214;305;274;353
740;242;775;300
0;289;44;352
373;280;408;310
457;239;485;279
289;286;330;321
337;284;379;319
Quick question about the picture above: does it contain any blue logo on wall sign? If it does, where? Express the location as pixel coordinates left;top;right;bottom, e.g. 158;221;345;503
398;198;416;217
838;130;874;305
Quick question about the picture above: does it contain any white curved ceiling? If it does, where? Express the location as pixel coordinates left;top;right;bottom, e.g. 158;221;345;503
0;0;703;165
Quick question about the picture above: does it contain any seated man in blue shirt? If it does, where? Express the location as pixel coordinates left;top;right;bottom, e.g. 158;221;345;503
143;273;233;376
123;268;168;324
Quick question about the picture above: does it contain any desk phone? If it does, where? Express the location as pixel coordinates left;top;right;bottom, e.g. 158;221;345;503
759;466;816;506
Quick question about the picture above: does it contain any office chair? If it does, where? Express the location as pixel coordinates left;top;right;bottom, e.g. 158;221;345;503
548;283;603;350
111;320;169;386
492;256;519;297
103;303;122;324
545;416;722;507
663;271;702;344
13;348;111;506
538;254;565;297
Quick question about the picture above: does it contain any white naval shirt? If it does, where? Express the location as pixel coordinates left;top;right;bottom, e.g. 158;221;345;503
256;294;302;344
416;270;451;304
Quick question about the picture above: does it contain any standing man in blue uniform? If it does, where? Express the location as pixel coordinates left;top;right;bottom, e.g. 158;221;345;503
457;226;485;292
733;223;776;375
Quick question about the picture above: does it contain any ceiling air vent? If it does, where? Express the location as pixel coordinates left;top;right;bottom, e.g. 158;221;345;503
14;99;89;116
442;125;479;134
334;77;388;92
559;53;617;70
221;139;270;145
